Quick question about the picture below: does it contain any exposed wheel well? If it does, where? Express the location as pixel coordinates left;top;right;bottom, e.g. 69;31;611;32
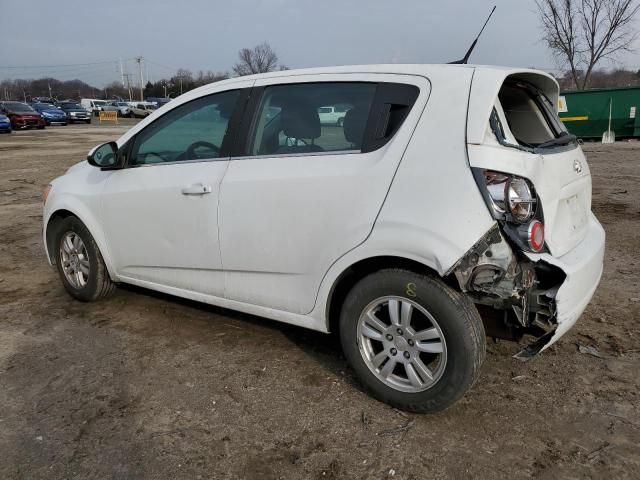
326;256;459;334
45;209;76;260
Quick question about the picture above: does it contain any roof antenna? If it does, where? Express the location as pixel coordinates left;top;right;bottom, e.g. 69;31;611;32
448;5;496;64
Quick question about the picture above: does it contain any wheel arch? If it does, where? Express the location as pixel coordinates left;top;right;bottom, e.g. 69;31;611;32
44;206;117;280
325;255;459;334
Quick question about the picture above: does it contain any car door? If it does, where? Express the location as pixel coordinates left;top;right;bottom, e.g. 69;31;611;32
219;74;429;314
98;87;248;297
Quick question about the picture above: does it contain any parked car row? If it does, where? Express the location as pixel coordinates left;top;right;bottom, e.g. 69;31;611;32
80;98;167;117
0;101;96;132
0;97;166;132
0;102;46;131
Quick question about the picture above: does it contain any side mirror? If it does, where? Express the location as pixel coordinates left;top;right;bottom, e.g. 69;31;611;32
87;142;119;169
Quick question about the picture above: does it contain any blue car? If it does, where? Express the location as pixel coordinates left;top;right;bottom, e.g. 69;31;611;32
32;103;68;126
0;113;11;133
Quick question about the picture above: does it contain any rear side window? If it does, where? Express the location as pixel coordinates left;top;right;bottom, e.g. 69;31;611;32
248;82;377;156
494;81;572;151
499;85;554;144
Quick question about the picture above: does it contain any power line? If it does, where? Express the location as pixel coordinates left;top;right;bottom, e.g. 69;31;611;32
146;59;180;72
0;60;123;69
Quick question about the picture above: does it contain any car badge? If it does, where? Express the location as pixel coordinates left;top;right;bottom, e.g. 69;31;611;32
573;159;582;174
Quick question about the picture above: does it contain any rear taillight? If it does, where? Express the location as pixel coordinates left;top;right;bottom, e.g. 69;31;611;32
482;170;536;223
528;220;544;252
473;168;546;253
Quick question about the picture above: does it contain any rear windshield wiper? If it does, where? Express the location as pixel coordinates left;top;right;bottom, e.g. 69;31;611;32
536;132;576;149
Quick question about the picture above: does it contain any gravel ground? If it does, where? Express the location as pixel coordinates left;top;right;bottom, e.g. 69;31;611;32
0;123;638;479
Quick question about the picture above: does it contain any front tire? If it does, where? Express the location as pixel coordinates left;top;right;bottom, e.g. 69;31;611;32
52;216;116;302
339;269;485;413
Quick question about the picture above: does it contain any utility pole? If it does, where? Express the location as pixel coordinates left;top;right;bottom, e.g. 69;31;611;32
48;82;52;98
119;58;125;87
123;73;133;102
135;56;144;101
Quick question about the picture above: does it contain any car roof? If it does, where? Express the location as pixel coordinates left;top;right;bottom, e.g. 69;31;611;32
181;63;558;100
204;63;553;83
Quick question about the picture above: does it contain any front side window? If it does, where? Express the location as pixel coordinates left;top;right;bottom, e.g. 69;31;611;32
248;82;377;156
130;90;239;166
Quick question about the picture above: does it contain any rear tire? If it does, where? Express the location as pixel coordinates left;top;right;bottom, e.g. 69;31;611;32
339;269;485;413
51;216;116;302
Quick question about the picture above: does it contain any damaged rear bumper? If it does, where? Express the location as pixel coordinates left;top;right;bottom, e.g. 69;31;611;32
518;213;605;358
451;212;605;360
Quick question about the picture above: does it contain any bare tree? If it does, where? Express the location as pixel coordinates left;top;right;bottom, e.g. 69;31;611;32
536;0;640;89
232;42;280;76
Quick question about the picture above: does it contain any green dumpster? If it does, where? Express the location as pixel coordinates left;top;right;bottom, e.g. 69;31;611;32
558;86;640;139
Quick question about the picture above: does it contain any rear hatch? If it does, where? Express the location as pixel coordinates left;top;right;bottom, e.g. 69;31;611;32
466;68;592;257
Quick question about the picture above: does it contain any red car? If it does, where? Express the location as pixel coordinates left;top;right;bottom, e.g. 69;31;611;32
0;101;46;130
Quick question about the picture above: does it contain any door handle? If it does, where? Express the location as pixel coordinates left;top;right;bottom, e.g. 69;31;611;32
181;184;212;195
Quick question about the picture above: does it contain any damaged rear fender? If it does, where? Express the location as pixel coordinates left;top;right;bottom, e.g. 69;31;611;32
448;225;567;360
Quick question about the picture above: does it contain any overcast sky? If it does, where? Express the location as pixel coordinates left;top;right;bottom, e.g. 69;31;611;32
1;0;639;87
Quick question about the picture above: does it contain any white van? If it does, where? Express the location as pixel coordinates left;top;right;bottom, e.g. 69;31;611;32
42;65;604;412
80;99;107;116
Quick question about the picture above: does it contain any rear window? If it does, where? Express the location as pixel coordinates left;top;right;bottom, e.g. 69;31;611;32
493;81;573;152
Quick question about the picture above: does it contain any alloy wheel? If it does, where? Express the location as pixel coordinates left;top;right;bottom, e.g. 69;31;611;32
357;296;447;393
59;231;90;289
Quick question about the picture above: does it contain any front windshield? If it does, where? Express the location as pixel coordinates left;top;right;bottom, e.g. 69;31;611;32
93;101;106;106
116;102;128;106
61;103;81;109
5;102;35;112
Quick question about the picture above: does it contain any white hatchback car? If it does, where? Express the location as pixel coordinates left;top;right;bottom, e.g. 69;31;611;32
43;65;605;412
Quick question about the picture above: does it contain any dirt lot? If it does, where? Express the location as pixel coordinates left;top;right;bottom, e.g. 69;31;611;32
0;123;639;479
